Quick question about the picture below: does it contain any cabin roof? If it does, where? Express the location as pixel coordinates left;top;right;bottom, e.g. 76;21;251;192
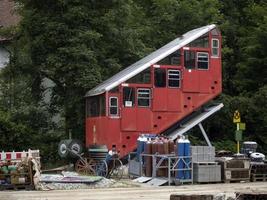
86;24;216;97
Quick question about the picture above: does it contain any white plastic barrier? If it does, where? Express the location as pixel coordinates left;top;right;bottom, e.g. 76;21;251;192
0;149;40;161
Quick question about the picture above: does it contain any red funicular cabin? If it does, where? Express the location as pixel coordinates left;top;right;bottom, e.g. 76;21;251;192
85;24;222;158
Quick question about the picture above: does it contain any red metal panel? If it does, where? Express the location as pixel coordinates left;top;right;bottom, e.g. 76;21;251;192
153;88;167;111
182;69;199;92
136;108;152;132
199;70;212;93
121;108;137;131
121;132;139;156
86;117;121;150
167;89;182;111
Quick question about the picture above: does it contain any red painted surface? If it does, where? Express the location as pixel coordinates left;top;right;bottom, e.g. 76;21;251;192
85;29;222;158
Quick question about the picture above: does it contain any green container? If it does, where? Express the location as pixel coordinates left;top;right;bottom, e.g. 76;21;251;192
8;165;17;171
1;166;9;174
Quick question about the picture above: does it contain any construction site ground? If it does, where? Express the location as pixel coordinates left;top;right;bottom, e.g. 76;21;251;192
0;181;266;200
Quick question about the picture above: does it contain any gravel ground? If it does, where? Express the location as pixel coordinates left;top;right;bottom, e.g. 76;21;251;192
1;182;266;200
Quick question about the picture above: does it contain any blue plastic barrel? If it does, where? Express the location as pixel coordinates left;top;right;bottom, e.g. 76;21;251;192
176;138;185;179
184;138;191;179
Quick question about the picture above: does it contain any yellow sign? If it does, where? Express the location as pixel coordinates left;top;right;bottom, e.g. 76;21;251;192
233;110;241;123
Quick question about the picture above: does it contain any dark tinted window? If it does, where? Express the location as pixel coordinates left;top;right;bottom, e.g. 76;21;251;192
123;87;135;107
184;50;196;69
126;68;151;84
157;49;181;66
86;94;106;117
188;33;209;48
154;68;166;87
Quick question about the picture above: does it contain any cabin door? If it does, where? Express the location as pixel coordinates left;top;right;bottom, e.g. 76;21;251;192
121;87;137;131
153;67;168;111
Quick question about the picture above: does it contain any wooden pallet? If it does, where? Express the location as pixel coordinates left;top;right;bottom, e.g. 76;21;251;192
250;164;267;175
251;173;267;182
224;179;250;183
0;184;34;191
193;162;218;165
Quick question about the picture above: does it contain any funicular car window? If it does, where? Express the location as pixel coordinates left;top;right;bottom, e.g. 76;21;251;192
168;70;180;88
137;88;151;107
197;52;209;69
184;50;196;69
157;49;181;66
188;33;209;48
86;94;105;117
109;97;118;115
212;39;219;57
126;68;151;84
154;68;166;87
123;87;135;107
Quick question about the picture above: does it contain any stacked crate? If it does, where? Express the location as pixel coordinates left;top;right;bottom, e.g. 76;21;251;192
216;158;250;183
250;163;267;182
191;146;221;183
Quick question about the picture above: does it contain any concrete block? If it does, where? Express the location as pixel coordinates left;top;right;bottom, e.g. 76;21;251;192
197;146;204;154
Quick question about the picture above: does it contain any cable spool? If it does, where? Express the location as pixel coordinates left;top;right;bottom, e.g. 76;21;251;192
58;139;83;159
58;139;72;158
69;139;84;158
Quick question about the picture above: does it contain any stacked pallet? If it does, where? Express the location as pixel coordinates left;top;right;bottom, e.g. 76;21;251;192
216;158;250;183
250;163;267;182
191;146;221;183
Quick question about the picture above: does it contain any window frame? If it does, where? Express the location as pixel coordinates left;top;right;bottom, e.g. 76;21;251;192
168;69;181;88
137;88;151;107
197;52;209;70
211;38;219;58
109;97;118;116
